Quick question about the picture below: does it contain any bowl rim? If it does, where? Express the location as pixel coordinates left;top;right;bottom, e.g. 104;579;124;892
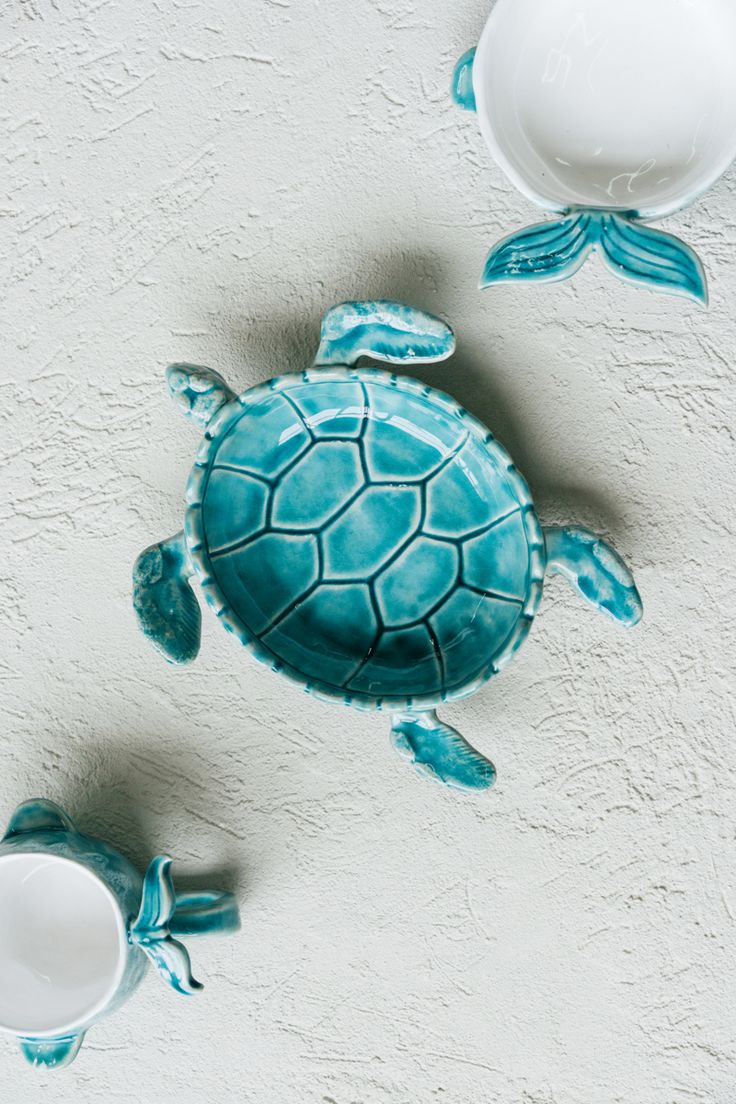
472;0;736;221
0;851;127;1038
184;366;545;712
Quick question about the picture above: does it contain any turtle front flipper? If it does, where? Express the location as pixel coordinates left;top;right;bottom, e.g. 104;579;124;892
166;363;236;430
544;526;643;627
314;301;455;369
133;532;201;664
451;48;476;111
391;711;496;791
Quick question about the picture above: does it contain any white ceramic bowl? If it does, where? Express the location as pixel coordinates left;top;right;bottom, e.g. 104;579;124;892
454;0;736;301
0;854;125;1037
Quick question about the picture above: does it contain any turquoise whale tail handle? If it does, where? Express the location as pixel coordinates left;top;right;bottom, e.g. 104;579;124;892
480;211;708;304
18;1034;85;1070
130;856;239;997
133;532;201;665
544;527;643;627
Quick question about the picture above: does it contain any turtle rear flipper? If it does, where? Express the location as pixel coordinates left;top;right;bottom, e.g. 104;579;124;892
391;711;496;791
314;301;455;369
544;526;643;627
133;532;201;664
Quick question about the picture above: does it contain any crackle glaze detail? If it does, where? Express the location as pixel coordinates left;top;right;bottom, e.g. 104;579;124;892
0;800;239;1069
134;302;643;792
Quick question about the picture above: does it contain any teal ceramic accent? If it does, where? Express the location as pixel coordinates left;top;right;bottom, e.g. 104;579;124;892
18;1034;85;1070
451;48;476;112
452;0;736;304
479;210;707;303
134;301;643;792
0;799;239;1069
133;531;201;663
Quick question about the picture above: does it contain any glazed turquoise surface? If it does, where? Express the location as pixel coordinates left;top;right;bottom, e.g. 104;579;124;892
451;47;476;112
479;210;707;304
0;799;239;1070
134;301;643;792
191;372;541;703
451;51;708;304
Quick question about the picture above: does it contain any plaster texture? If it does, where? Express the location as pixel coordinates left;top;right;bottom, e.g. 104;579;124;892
0;2;735;1102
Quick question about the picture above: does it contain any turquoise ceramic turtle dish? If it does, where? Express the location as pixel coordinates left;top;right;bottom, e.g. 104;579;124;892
133;301;643;791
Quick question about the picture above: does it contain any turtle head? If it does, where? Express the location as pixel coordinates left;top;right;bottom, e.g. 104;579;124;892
166;363;236;431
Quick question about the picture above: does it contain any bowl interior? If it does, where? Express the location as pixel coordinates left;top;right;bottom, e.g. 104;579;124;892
474;0;736;216
0;853;125;1034
195;376;536;703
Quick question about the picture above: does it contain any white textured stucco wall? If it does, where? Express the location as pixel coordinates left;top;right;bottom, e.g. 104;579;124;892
1;2;735;1102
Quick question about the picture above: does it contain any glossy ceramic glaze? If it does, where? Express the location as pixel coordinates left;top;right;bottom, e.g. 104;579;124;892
0;800;239;1069
453;0;736;302
134;301;643;792
188;370;544;705
0;854;125;1035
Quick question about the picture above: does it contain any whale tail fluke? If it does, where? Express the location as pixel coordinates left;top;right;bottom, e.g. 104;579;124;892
481;210;707;304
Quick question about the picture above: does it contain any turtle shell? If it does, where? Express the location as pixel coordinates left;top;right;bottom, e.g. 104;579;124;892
185;368;545;709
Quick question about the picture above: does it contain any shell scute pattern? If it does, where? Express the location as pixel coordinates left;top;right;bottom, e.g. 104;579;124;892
349;625;441;697
203;470;269;554
196;377;537;703
374;537;458;628
429;588;521;687
270;441;364;529
286;380;367;439
262;583;377;688
321;485;422;579
462;511;530;600
424;441;520;538
213;393;311;478
361;383;466;482
209;532;320;636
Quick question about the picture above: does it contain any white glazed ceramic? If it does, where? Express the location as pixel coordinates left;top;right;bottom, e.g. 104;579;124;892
0;799;239;1069
0;853;126;1037
453;0;736;302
